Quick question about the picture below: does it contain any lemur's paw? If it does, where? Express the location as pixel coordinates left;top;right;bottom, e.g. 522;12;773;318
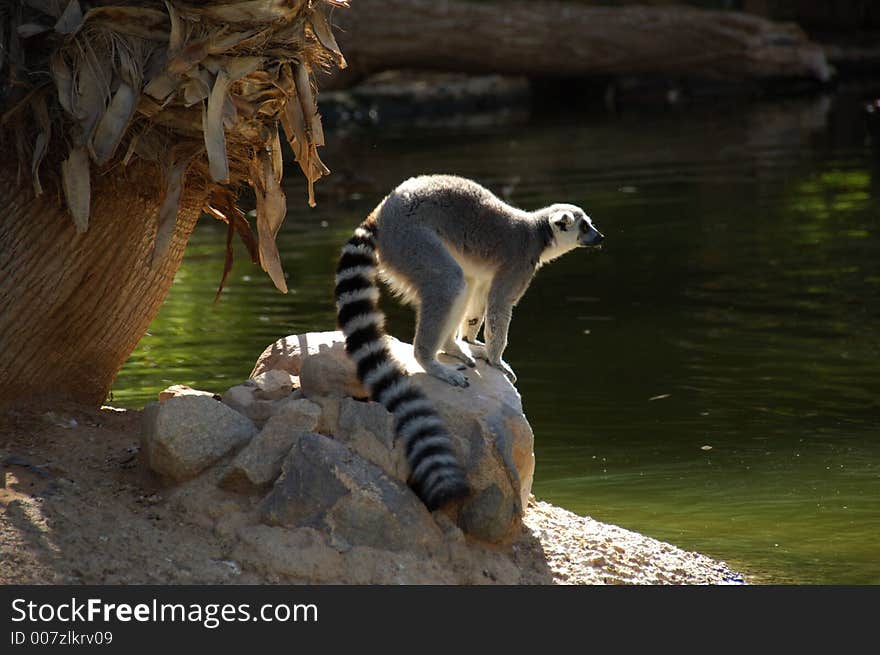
427;363;470;388
490;359;517;384
441;345;477;369
466;342;489;361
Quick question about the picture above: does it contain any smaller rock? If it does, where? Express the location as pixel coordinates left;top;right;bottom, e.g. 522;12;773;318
338;398;394;449
459;483;519;542
244;400;282;426
312;396;341;435
336;397;407;480
251;331;352;378
222;383;286;427
260;432;442;553
158;385;218;402
252;370;298;401
142;395;257;483
273;396;323;425
220;399;323;491
222;383;257;415
299;342;368;400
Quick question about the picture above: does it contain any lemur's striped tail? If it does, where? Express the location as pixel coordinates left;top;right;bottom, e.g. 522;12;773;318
334;219;469;510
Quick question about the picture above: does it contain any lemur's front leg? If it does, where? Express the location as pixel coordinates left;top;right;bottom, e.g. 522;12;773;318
483;307;516;383
481;270;530;384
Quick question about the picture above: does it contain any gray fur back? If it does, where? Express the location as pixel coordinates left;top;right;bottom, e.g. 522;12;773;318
374;175;549;271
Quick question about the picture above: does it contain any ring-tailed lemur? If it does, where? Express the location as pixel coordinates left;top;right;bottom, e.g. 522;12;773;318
335;174;604;509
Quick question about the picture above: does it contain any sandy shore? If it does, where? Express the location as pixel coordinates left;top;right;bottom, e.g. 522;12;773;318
0;406;744;585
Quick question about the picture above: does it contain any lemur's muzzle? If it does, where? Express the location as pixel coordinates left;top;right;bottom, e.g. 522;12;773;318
581;229;605;248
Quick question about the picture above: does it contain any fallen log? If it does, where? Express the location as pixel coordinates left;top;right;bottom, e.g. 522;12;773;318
324;0;831;88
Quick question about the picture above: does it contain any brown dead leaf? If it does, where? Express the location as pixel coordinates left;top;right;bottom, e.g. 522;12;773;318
203;69;231;183
252;152;288;293
143;72;179;102
309;5;346;69
29;94;52;196
214;213;237;303
80;7;169;42
179;1;292;24
207;30;261;56
72;44;112;146
294;61;324;147
150;149;192;267
50;51;74;115
54;0;83;35
167;39;209;76
26;1;65;19
165;0;184;54
92;82;138;165
61;145;91;232
232;212;260;265
220;56;265;82
182;76;210;107
269;123;283;183
17;24;51;39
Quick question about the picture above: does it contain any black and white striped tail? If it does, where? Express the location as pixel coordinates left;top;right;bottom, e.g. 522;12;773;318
334;220;469;510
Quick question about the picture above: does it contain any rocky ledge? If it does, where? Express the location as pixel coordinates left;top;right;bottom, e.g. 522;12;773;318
138;331;744;584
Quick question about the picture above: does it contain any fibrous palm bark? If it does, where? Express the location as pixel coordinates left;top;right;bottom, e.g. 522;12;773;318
0;0;349;408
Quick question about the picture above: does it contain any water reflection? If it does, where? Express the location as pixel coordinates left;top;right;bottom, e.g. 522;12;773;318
114;92;880;584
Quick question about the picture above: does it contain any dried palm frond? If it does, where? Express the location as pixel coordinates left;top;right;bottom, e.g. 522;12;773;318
0;0;349;293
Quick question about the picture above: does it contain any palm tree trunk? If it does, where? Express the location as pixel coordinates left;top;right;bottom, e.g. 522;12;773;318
0;161;207;408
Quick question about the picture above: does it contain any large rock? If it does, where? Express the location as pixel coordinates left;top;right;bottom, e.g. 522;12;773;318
259;432;443;553
409;355;535;542
219;398;322;491
287;331;534;542
142;395;257;482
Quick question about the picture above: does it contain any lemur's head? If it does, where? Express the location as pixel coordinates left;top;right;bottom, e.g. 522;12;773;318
541;204;604;263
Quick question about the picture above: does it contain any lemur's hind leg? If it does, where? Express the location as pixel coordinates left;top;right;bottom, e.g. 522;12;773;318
400;231;471;387
415;284;470;386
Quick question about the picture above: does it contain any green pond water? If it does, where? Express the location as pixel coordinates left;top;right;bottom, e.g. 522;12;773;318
113;93;880;584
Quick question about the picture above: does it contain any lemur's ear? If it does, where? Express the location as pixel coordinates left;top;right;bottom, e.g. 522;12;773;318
551;210;575;231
